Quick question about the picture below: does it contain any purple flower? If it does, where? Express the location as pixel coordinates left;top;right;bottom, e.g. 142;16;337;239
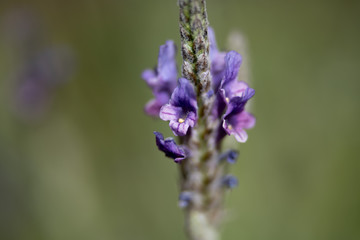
219;51;251;101
212;51;248;117
154;132;187;163
213;51;256;121
222;175;238;189
222;89;256;142
159;78;197;136
208;27;226;91
142;41;178;116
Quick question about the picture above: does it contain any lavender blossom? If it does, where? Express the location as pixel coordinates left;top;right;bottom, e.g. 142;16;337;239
212;51;253;120
143;1;256;239
154;132;187;163
142;41;177;116
222;89;256;142
159;78;197;136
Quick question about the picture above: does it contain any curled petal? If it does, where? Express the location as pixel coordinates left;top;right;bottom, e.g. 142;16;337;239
154;132;186;163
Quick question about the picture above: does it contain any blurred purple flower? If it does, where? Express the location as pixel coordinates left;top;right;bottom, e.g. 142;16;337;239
159;78;197;136
142;40;178;116
222;175;238;189
219;150;239;164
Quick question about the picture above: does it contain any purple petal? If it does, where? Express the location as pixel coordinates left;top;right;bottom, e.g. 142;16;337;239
233;111;256;129
161;78;198;136
211;52;226;91
185;111;197;128
159;104;181;121
145;92;170;117
224;51;242;85
223;88;255;118
154;131;186;163
208;27;227;92
145;99;161;116
157;40;177;84
169;120;189;136
142;41;178;118
225;81;249;99
164;106;197;136
222;122;248;142
142;69;157;88
170;78;197;111
223;111;256;143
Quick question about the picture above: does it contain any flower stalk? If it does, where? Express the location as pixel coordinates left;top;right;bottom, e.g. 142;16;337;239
179;0;222;239
142;1;256;239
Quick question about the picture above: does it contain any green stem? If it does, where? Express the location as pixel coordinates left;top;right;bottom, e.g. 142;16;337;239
178;1;224;239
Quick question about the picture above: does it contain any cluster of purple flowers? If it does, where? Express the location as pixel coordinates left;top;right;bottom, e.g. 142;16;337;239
143;28;255;181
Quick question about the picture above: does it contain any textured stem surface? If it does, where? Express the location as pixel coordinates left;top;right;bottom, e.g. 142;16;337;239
179;1;225;240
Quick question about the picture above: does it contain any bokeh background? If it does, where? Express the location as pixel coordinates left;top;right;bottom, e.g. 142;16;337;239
0;0;359;239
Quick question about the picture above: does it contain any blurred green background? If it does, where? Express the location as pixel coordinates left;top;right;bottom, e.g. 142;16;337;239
0;0;359;239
